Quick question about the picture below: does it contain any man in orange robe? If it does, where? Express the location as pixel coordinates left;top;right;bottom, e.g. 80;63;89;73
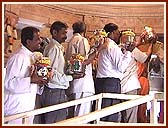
137;61;149;123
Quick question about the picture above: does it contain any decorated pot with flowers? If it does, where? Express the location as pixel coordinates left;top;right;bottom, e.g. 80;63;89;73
88;29;108;55
35;57;52;80
65;54;85;75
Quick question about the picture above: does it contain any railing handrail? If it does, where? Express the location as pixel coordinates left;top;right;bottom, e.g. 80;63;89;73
3;92;164;124
4;93;103;123
55;95;154;124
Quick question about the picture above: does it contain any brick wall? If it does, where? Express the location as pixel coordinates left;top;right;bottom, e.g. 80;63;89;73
4;4;164;66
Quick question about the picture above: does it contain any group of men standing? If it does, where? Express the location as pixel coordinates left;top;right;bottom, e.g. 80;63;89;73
4;20;158;124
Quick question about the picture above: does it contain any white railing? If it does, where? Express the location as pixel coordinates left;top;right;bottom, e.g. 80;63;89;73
3;92;164;125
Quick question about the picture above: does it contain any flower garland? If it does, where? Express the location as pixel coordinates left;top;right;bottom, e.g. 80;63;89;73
5;16;18;53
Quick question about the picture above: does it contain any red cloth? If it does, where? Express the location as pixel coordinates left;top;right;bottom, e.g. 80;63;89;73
137;62;149;95
137;76;149;123
138;77;149;95
137;62;149;123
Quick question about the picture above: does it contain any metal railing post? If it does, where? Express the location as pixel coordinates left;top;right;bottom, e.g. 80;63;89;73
95;93;103;124
150;93;158;124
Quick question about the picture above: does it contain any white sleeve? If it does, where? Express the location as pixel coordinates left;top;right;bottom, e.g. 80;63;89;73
109;45;132;73
132;47;148;63
4;54;32;94
78;37;87;56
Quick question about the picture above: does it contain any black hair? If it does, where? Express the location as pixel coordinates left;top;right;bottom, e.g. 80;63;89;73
72;21;86;34
50;21;68;35
103;23;118;33
21;26;40;46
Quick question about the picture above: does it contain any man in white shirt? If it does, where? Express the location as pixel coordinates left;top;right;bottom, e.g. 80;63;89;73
119;29;154;123
65;21;95;118
35;21;82;124
4;27;48;124
95;23;133;122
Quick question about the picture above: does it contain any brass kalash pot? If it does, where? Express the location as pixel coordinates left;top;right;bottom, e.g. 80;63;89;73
65;54;85;75
119;29;136;53
135;26;158;53
143;25;156;43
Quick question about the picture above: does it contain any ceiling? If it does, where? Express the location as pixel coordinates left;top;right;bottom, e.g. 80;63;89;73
40;3;164;18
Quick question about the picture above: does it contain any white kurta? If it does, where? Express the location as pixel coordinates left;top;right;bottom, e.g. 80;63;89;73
121;47;148;93
65;33;95;94
65;33;94;117
4;46;38;124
